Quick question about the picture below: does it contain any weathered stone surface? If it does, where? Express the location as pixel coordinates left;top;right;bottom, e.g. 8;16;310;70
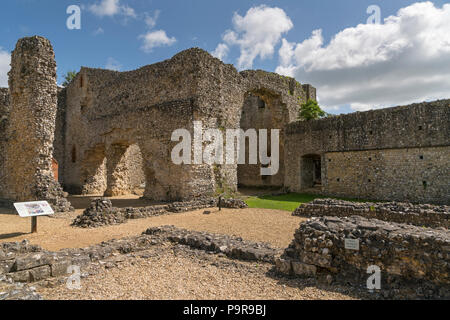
292;261;317;276
279;216;450;299
285;99;450;205
72;197;247;228
219;198;248;209
0;36;72;212
12;253;53;272
293;199;449;228
29;266;51;282
50;259;72;277
144;226;280;263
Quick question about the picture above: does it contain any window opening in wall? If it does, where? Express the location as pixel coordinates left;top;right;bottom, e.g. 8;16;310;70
71;145;77;163
423;181;427;189
79;75;84;88
419;155;424;160
258;99;266;109
418;126;423;130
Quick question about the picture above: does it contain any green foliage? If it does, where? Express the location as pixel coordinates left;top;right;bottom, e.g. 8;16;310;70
298;99;326;121
62;70;78;87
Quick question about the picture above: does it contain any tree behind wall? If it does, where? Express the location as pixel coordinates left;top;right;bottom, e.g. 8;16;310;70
298;99;327;121
62;71;78;87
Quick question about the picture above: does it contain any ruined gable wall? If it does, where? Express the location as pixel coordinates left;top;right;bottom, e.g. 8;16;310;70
285;100;450;204
64;49;229;200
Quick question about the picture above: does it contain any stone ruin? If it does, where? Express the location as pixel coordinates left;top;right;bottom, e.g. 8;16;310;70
276;199;450;299
0;35;448;211
277;215;449;299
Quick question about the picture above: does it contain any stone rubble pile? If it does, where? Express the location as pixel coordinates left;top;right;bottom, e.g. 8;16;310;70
277;216;450;299
72;197;247;228
293;199;449;228
219;198;248;209
71;198;126;228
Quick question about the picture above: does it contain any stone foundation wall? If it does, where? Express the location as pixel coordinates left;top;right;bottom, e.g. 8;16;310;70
278;216;450;299
0;226;278;288
293;199;449;228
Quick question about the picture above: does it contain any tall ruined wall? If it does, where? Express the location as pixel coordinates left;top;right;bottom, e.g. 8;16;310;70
53;87;67;185
236;71;314;188
2;36;71;211
0;88;10;198
285;100;450;204
63;49;242;200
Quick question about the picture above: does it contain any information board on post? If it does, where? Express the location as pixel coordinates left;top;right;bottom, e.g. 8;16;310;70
14;201;55;217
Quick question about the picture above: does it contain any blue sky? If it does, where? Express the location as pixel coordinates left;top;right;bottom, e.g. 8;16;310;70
1;0;449;114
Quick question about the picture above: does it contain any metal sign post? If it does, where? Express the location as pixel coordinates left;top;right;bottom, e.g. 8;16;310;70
13;201;54;234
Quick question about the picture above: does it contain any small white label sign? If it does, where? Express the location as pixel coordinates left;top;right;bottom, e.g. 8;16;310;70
14;201;54;217
345;238;360;251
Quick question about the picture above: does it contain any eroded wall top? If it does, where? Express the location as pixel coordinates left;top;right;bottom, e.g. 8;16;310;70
286;99;450;154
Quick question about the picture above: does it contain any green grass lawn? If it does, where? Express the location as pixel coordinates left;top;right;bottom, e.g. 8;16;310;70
244;193;368;211
244;193;325;211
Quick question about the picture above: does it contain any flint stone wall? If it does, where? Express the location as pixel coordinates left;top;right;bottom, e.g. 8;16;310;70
293;199;450;228
278;216;450;299
0;36;72;212
72;197;248;228
0;88;10;198
285;100;450;204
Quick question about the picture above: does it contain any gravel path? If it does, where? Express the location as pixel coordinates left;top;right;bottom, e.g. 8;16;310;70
37;243;359;300
0;206;305;250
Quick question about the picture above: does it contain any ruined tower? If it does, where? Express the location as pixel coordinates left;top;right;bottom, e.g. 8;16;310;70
2;36;72;211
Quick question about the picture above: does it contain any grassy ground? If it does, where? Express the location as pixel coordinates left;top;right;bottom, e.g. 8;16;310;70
245;193;324;211
244;193;368;211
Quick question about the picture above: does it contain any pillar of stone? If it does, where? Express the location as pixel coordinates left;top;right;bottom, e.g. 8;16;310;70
104;144;130;197
4;36;72;212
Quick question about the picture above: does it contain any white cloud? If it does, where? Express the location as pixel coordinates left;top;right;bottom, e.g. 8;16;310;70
93;27;104;36
139;30;177;53
214;5;293;70
276;2;450;112
0;48;11;88
89;0;136;18
212;43;229;61
105;57;122;71
145;10;160;29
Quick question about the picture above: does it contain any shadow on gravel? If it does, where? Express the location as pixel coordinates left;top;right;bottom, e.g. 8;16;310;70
0;232;28;240
264;266;369;300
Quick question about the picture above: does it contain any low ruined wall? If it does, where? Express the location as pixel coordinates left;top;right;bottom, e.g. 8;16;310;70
72;197;247;228
277;216;450;299
293;199;450;228
0;226;277;292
